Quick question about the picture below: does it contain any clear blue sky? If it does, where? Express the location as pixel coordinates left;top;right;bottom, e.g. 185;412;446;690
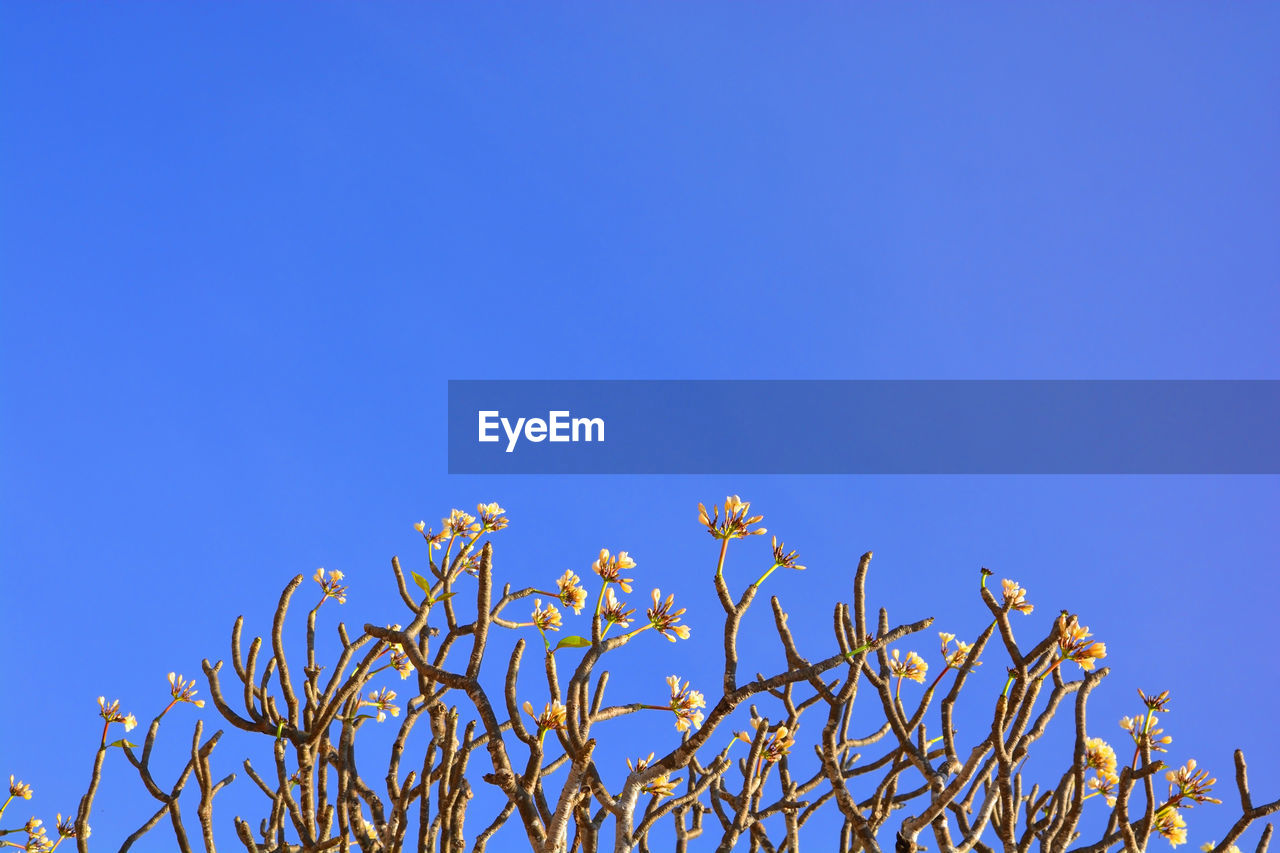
2;3;1277;850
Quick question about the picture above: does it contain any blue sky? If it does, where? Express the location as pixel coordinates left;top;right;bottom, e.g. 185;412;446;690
2;3;1277;850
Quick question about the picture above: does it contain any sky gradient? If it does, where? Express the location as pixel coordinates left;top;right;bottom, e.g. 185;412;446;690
2;3;1278;850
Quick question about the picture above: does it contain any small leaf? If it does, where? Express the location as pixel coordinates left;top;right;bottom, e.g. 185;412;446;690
554;635;591;651
411;571;432;596
108;738;139;749
436;591;458;602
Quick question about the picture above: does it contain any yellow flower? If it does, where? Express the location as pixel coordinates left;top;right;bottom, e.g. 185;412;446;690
531;599;562;632
625;753;680;798
522;700;567;733
555;570;588;614
1055;614;1106;670
1166;759;1221;805
414;520;426;533
476;502;509;532
8;774;32;799
666;675;706;732
592;549;635;593
939;633;981;669
1154;808;1188;847
601;587;635;629
443;509;480;535
1001;579;1034;615
167;672;205;708
735;719;796;763
1120;714;1173;752
97;696;136;730
314;568;348;605
1088;773;1118;806
698;496;766;540
888;649;928;684
646;588;690;642
1085;737;1118;780
56;814;78;839
361;688;399;723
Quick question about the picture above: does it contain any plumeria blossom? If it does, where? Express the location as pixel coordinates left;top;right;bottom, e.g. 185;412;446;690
23;818;52;853
1166;759;1221;805
1085;737;1119;782
1000;579;1034;615
97;697;137;732
522;700;567;734
476;502;508;532
314;568;348;605
8;774;33;800
413;521;449;550
888;649;928;684
666;675;706;732
1154;808;1188;847
531;599;563;632
939;632;981;669
646;589;690;642
698;496;766;540
443;509;480;536
735;719;797;764
555;570;588;614
1088;773;1118;807
592;549;635;593
601;587;635;631
1055;614;1106;670
361;688;399;723
627;753;681;799
1121;714;1173;753
167;672;205;708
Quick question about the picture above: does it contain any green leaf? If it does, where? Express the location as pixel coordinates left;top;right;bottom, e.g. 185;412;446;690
108;738;139;749
436;591;458;602
411;571;432;596
554;635;591;651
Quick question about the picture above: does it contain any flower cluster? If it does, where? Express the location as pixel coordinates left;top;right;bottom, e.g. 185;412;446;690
1084;737;1119;805
592;549;635;593
413;520;449;550
476;502;508;532
626;753;681;799
1055;614;1106;670
888;649;928;684
1155;809;1189;847
938;632;981;670
531;599;563;633
523;700;567;734
698;496;766;540
1001;579;1034;615
601;588;635;630
443;508;481;536
666;675;705;732
555;570;588;614
361;688;399;723
1121;713;1173;753
770;536;805;571
735;719;796;764
167;672;205;708
646;589;690;642
8;774;33;800
97;697;137;732
313;568;348;605
1166;759;1221;806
